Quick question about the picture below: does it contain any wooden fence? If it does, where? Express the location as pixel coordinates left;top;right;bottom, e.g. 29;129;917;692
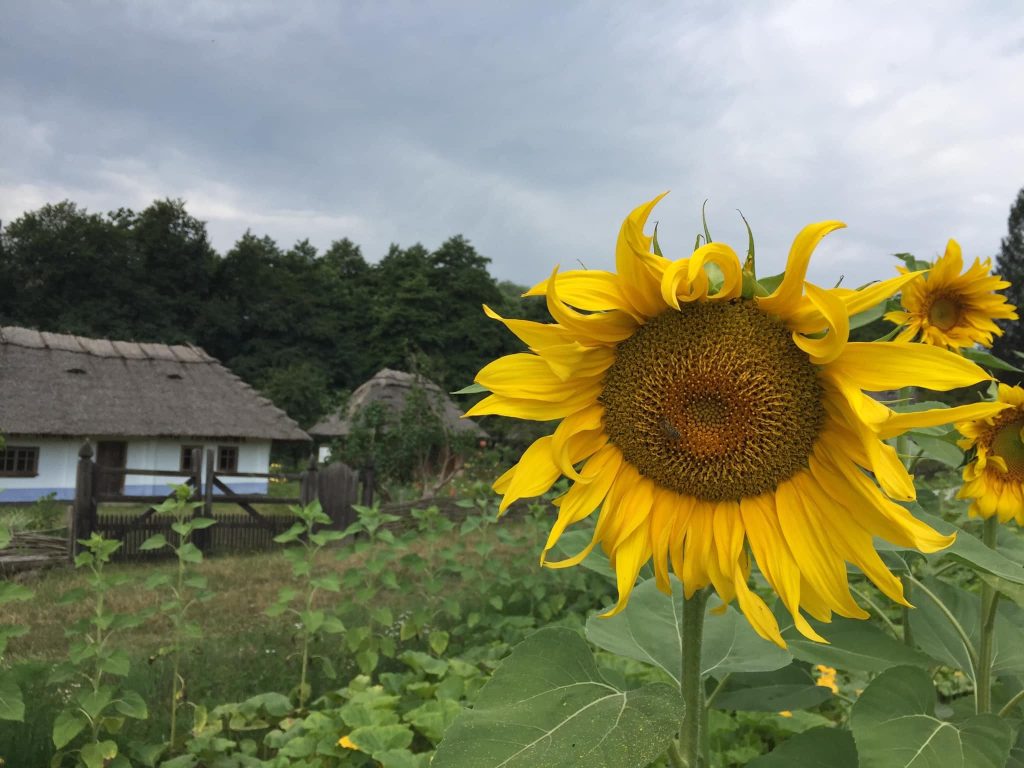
71;442;362;561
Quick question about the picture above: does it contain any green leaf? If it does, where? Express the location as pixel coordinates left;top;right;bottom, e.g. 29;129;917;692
99;650;130;677
178;542;203;563
115;690;148;719
848;300;887;330
139;533;167;551
371;606;394;626
190;517;217;529
311;574;341;592
586;578;790;683
777;609;935;672
0;674;25;721
962;346;1022;372
404;699;463;742
913;508;1024;585
907;432;964;467
851;666;1013;768
911;577;1024;679
347;723;415;755
53;709;88;748
80;740;118;768
709;664;832;711
551;528;614;580
746;726;858;767
451;383;489;395
431;627;682;768
0;581;33;605
429;630;450;656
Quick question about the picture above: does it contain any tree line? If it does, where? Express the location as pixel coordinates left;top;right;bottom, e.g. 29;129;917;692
0;199;549;428
3;189;1023;428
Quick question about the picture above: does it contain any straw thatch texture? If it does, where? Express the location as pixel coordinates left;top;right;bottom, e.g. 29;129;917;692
0;326;309;441
309;368;485;439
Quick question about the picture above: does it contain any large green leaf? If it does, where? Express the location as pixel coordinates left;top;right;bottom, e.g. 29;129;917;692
53;709;88;748
586;579;790;683
551;529;614;580
775;607;935;672
851;666;1013;768
912;508;1024;585
907;433;963;467
746;726;857;767
0;674;24;721
962;346;1022;373
710;664;832;711
909;577;1024;680
432;627;682;768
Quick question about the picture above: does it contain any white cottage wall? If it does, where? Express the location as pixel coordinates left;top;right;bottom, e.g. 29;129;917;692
0;437;272;503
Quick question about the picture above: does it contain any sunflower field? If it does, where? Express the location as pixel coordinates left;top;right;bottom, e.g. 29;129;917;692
4;195;1024;767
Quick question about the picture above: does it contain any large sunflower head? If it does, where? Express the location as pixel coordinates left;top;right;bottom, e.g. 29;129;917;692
957;384;1024;525
885;239;1018;350
469;195;1005;646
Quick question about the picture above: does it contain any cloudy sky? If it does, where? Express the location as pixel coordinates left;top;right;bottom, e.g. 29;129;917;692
2;1;1023;288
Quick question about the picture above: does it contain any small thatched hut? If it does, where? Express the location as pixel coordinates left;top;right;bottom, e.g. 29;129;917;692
309;368;486;462
0;326;309;503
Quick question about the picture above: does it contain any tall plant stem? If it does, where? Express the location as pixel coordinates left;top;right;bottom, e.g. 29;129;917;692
895;386;916;647
678;589;709;768
976;516;1000;714
170;547;185;749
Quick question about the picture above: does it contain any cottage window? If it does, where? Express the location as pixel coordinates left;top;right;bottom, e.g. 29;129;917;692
180;445;202;473
0;446;40;477
217;446;239;473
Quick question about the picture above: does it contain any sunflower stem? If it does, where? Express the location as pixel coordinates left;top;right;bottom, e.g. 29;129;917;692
678;588;709;768
895;386;915;647
977;516;1000;714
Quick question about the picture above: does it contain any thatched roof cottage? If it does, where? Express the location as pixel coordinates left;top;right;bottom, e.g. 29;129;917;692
0;326;309;503
309;368;486;462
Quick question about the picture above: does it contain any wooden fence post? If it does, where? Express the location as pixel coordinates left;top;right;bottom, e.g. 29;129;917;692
71;440;97;561
190;447;202;496
203;447;215;516
360;462;375;507
300;453;319;507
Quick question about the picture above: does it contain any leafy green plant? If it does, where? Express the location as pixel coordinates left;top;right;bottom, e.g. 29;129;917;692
0;525;33;722
48;533;151;767
267;500;350;709
139;484;217;757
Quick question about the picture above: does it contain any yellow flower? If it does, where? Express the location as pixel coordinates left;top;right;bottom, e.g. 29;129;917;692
814;664;839;694
885;239;1017;350
956;384;1024;524
778;710;793;718
469;194;1004;646
338;735;358;750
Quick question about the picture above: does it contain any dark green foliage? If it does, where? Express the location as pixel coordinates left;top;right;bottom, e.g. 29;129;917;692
992;186;1024;382
1;199;539;429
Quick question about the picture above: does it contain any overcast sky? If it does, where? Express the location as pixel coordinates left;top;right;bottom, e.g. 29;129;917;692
2;1;1023;288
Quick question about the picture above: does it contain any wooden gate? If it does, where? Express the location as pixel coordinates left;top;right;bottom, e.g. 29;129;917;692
71;442;360;561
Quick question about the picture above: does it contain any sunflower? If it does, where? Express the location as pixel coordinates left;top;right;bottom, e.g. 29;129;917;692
957;384;1024;525
468;194;1005;646
885;239;1017;350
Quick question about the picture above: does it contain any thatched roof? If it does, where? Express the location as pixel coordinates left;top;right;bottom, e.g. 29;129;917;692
0;326;309;441
309;368;486;440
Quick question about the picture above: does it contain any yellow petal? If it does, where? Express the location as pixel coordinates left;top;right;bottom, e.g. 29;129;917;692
791;282;849;365
733;564;786;647
546;267;640;345
482;304;575;349
464;385;602;421
601;525;652;617
542;445;622;557
878;401;1010;440
757;221;846;318
495;436;560;513
615;193;671;318
829;342;992;392
523;270;640;317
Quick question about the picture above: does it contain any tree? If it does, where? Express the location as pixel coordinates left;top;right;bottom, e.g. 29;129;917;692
992;187;1024;379
0;202;135;337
